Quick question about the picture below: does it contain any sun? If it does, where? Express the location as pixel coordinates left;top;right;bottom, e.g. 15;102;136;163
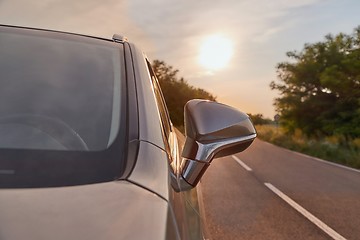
198;35;233;70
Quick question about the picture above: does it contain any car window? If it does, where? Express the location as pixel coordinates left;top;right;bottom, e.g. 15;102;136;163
0;29;122;151
146;59;172;139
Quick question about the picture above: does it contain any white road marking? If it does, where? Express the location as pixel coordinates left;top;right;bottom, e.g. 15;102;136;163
232;155;252;171
264;183;347;240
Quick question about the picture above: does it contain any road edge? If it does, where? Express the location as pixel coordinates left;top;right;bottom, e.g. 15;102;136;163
258;139;360;174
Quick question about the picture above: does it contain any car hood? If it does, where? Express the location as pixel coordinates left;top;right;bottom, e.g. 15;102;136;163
0;181;168;240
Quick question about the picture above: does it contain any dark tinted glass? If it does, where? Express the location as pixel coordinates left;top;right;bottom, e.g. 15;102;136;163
0;30;122;151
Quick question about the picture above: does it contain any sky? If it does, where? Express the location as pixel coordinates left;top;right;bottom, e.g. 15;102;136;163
0;0;359;118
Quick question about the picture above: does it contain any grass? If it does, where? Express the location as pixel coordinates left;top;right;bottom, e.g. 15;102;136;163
255;125;360;169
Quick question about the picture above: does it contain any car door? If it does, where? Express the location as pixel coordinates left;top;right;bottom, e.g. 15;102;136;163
145;60;206;240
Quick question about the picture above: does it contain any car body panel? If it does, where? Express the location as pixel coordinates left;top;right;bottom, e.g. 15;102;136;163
122;41;208;239
171;131;208;240
0;181;168;240
128;141;170;200
130;43;166;150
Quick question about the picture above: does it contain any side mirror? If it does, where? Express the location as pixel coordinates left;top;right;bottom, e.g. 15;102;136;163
179;99;256;190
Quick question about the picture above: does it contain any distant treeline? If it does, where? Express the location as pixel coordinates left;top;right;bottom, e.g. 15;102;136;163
152;60;216;127
152;60;273;128
271;26;360;138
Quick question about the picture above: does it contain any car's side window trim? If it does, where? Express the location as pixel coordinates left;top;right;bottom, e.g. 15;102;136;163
145;59;172;140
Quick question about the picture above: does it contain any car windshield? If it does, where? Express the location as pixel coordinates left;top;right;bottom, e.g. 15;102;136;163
0;27;126;188
0;28;122;151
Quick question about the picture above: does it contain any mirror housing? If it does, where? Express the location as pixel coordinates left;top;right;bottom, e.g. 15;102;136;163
179;99;256;190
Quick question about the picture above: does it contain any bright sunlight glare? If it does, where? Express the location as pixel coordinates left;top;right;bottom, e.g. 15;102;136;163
199;35;233;70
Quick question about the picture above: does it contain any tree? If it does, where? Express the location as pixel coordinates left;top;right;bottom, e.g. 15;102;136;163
270;27;360;138
152;60;216;126
247;113;273;125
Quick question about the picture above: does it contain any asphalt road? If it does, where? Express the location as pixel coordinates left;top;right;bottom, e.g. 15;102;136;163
201;139;360;240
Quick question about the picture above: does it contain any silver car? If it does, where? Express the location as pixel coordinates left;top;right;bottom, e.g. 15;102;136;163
0;25;256;240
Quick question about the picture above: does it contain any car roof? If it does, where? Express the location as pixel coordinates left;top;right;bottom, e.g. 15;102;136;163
0;24;126;45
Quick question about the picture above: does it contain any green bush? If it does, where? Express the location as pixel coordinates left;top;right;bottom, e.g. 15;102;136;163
256;125;360;169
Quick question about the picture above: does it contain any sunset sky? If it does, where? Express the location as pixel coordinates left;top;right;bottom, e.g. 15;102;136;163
1;0;359;118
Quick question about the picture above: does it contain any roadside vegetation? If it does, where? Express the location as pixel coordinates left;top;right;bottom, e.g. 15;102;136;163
152;27;360;168
270;26;360;139
266;26;360;169
152;60;216;127
256;124;360;169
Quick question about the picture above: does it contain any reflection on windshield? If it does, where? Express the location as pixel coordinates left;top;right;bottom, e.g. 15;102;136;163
0;30;121;151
